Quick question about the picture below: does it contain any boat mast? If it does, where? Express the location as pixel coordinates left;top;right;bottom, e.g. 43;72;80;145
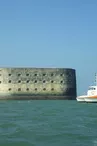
95;73;97;86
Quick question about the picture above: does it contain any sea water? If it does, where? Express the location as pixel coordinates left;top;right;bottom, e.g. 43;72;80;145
0;100;97;146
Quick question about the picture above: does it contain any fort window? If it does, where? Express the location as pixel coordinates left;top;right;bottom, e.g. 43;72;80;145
34;74;37;76
51;80;54;83
18;74;21;76
18;88;21;91
34;80;37;83
26;80;30;83
51;88;54;91
60;73;63;76
51;73;54;76
26;88;29;91
69;73;72;76
26;73;29;76
9;74;11;76
60;81;63;83
43;88;46;91
43;73;46;76
18;80;21;83
8;88;11;91
43;80;46;83
8;80;11;83
35;88;37;91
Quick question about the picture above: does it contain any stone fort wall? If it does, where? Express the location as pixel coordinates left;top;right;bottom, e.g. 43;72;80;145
0;68;77;99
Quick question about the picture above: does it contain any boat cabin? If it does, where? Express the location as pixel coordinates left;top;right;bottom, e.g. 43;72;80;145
87;86;97;96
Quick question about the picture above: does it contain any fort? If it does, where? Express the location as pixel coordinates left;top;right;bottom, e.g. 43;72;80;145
0;67;77;100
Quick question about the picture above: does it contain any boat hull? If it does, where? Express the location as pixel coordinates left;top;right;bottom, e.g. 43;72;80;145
76;95;86;102
85;96;97;103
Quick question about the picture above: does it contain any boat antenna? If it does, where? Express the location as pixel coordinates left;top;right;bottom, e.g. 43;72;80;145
95;73;97;86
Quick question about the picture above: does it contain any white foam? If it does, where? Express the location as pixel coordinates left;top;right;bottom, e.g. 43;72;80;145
93;140;97;146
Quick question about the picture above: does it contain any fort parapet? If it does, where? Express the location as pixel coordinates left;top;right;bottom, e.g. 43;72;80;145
0;68;77;100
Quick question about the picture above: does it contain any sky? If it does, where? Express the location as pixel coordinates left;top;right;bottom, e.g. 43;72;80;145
0;0;97;95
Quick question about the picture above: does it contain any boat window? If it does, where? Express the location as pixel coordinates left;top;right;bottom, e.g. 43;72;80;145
88;87;96;90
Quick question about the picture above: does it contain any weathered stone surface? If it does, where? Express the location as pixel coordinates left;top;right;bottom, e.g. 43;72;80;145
0;68;77;100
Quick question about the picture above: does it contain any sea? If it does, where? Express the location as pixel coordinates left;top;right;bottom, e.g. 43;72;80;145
0;100;97;146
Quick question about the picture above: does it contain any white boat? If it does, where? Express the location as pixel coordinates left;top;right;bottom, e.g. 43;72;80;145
84;96;97;103
76;95;86;102
76;73;97;103
84;86;97;103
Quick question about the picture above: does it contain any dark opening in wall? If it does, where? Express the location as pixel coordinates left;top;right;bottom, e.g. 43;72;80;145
18;88;21;91
8;80;11;83
51;88;54;91
9;74;11;76
51;73;54;76
51;80;54;83
35;88;37;91
8;88;11;91
18;80;21;83
0;81;1;83
60;73;63;76
26;88;29;91
34;80;37;83
34;74;37;76
0;74;1;76
18;74;21;76
43;80;46;83
26;80;30;83
43;73;46;76
43;88;46;90
26;73;29;76
60;81;63;83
